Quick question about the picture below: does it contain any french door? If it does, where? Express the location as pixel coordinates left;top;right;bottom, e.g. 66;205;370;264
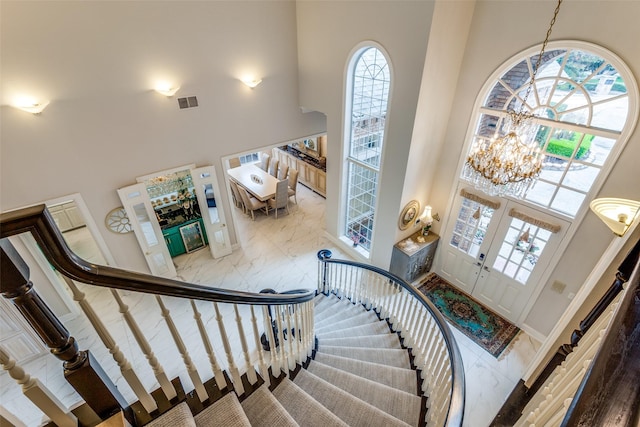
117;183;178;278
191;166;232;258
437;188;568;324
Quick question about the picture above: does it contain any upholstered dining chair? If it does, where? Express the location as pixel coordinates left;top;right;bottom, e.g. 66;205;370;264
287;168;299;205
259;152;270;171
277;163;289;181
228;157;241;168
237;186;268;221
268;179;290;219
268;158;279;177
229;180;244;212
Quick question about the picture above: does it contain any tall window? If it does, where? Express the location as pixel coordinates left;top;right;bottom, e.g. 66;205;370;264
344;47;390;253
465;42;636;218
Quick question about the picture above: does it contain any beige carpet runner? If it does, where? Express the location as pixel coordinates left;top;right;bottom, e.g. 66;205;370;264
144;294;422;427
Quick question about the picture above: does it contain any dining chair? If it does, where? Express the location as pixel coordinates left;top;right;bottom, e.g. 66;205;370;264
287;168;299;205
259;152;270;171
237;186;267;221
228;157;241;168
229;180;245;212
277;163;289;180
268;179;290;219
268;158;279;177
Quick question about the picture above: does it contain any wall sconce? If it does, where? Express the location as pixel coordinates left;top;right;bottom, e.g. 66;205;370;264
14;98;50;114
154;82;180;97
241;78;262;89
590;198;640;237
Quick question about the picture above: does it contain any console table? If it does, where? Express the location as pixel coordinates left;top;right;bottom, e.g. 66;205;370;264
389;231;439;283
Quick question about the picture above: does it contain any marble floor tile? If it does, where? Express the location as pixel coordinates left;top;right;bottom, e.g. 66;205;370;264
1;183;540;426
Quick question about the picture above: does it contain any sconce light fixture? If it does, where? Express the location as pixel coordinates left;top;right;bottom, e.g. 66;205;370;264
590;198;640;237
241;77;262;89
14;97;50;114
154;82;180;97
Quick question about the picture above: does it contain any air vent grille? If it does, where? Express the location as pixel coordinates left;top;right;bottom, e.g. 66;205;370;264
177;96;198;109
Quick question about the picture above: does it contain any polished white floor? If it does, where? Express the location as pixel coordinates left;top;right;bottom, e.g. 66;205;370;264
1;183;540;427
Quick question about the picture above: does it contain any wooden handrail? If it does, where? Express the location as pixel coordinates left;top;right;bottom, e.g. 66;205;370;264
560;240;640;426
0;204;314;305
317;249;465;427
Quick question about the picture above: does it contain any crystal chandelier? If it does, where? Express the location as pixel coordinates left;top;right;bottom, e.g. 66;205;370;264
463;0;563;198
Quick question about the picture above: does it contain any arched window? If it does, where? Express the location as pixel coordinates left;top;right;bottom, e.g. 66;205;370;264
344;46;390;253
465;42;637;218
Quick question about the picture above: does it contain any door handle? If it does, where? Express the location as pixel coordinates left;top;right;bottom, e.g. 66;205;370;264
483;266;490;272
476;261;482;266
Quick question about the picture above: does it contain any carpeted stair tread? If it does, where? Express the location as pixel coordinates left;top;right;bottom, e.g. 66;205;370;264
273;378;349;427
319;333;403;349
306;361;421;426
193;393;251;427
315;321;390;339
318;345;412;369
240;385;299;427
145;402;195;427
314;303;370;327
292;369;412;427
313;352;418;394
315;310;382;332
314;294;349;316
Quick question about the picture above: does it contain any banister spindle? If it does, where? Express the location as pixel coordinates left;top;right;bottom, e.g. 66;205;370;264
63;277;157;413
111;290;177;401
250;306;269;386
0;346;77;427
190;300;227;391
233;304;257;384
274;305;288;375
214;302;244;395
156;296;208;402
263;305;281;374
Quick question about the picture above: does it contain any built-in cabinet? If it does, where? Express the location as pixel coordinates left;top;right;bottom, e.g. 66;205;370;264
48;201;86;232
276;147;326;197
162;218;208;257
389;231;439;283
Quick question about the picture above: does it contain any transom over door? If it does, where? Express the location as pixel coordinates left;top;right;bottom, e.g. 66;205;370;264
437;188;568;324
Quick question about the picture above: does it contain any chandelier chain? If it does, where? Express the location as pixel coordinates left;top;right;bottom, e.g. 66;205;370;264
520;0;563;111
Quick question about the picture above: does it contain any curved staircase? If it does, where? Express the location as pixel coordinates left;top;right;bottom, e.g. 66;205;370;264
145;293;423;427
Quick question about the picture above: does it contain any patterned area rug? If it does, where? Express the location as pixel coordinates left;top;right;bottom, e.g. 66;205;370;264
417;273;520;358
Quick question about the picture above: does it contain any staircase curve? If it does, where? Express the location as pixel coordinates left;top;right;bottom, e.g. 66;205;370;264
0;205;465;427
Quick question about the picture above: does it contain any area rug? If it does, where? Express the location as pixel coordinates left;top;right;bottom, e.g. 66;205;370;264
417;273;520;358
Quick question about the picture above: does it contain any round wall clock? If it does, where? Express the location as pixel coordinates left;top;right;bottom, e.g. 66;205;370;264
105;207;132;233
398;200;420;231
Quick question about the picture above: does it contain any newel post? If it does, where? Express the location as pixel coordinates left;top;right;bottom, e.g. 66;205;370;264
0;239;130;421
317;249;332;295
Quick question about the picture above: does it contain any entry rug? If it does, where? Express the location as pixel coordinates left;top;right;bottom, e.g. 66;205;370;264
417;273;520;358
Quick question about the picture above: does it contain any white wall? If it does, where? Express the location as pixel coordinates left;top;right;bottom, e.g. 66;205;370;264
1;1;326;273
296;0;434;266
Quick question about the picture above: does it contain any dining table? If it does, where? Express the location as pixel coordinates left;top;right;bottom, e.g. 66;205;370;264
227;163;279;202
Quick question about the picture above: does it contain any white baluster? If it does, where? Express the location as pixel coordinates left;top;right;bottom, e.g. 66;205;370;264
263;305;280;375
284;305;296;371
274;305;288;376
234;304;257;384
112;290;176;400
250;306;270;386
156;296;208;402
63;279;157;413
214;302;244;395
0;346;77;427
190;300;227;391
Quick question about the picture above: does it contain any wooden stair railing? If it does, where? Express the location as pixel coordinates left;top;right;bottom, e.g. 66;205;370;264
0;205;315;424
491;238;640;426
317;249;465;427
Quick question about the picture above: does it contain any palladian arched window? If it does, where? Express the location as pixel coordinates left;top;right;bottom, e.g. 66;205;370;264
343;46;390;254
465;41;637;218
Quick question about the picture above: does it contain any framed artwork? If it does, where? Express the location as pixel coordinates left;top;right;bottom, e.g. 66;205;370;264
179;221;206;253
398;200;420;231
303;138;317;152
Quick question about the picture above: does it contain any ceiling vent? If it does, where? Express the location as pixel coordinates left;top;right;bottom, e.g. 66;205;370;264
177;96;198;109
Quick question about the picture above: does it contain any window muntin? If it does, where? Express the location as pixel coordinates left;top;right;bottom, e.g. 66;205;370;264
345;47;390;253
468;46;633;218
